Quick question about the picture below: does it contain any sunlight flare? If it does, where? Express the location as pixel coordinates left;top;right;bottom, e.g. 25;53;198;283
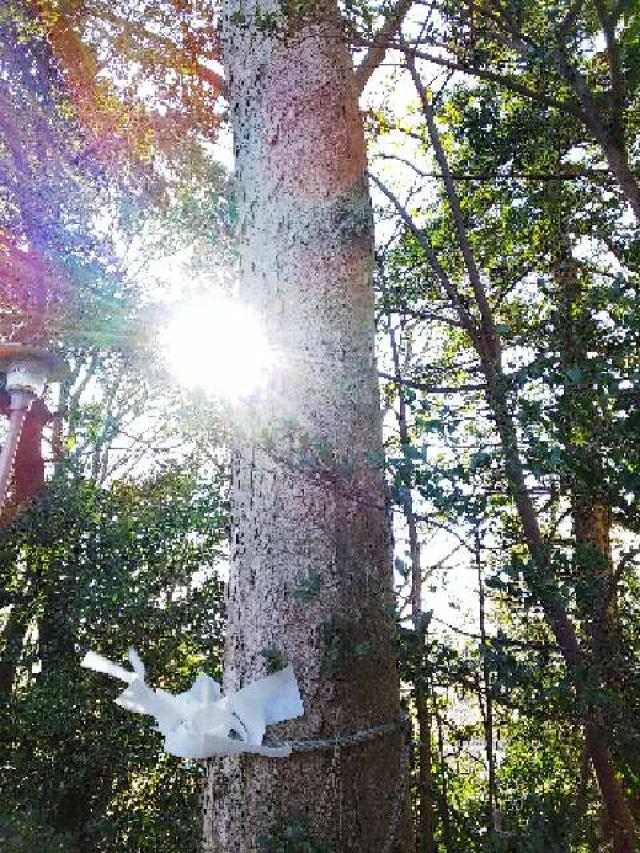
162;292;275;398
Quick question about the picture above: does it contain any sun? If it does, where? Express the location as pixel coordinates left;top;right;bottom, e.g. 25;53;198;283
162;291;275;399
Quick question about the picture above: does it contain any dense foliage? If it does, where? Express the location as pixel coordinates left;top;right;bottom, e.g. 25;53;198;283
0;471;227;851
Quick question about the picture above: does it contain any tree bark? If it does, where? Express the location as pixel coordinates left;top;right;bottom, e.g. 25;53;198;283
552;239;634;849
203;3;408;850
416;690;436;853
483;363;636;853
435;705;454;853
586;723;636;853
438;335;635;853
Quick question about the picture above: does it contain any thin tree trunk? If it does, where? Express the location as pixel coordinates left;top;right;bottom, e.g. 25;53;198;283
552;240;631;849
377;164;637;849
475;525;495;822
379;157;637;849
204;4;408;850
435;704;454;853
389;325;436;852
552;239;619;643
410;548;437;853
0;605;28;695
416;689;436;853
567;735;592;849
484;365;636;853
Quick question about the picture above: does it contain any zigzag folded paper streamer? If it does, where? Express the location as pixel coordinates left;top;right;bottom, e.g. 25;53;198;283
81;648;304;759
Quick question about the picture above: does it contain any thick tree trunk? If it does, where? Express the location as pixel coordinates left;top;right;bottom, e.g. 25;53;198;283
203;4;407;851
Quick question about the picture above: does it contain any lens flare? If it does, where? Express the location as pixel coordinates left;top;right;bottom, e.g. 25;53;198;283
162;292;275;399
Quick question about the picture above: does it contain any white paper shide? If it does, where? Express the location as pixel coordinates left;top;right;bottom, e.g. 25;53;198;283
81;648;304;759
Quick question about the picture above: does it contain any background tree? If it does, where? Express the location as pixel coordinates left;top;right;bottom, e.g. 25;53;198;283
369;18;639;847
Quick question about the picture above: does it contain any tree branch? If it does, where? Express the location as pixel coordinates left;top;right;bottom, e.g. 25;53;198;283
379;372;485;394
368;172;481;345
405;51;500;361
353;0;413;95
593;0;626;144
363;38;586;120
376;153;619;183
376;301;466;328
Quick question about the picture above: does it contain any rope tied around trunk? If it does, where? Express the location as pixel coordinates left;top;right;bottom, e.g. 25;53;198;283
267;716;405;753
264;713;412;852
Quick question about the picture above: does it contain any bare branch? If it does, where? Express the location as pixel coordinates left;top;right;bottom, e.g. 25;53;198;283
353;0;414;95
376;152;620;183
360;38;586;119
405;51;500;361
430;615;557;652
376;300;467;328
379;372;485;394
368;171;481;345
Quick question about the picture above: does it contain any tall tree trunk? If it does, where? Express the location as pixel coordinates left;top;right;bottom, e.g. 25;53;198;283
574;501;618;654
203;3;408;850
435;704;454;853
416;689;436;853
553;239;619;650
484;364;636;853
552;241;633;848
552;241;617;635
